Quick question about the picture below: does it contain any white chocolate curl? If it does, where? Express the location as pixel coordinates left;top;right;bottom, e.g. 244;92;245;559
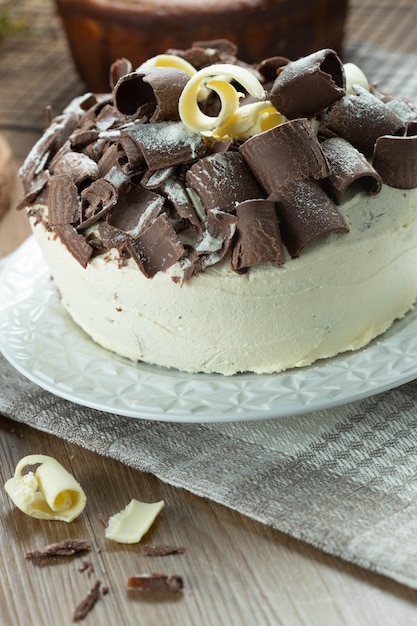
344;63;370;95
178;63;281;139
138;54;197;78
4;454;87;522
213;101;284;140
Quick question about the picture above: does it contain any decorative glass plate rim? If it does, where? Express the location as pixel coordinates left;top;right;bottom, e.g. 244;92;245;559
2;236;417;423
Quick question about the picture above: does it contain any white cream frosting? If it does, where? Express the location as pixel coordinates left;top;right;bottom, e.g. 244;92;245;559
29;183;417;375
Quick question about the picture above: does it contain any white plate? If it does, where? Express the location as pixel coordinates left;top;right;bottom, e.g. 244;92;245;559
2;236;417;423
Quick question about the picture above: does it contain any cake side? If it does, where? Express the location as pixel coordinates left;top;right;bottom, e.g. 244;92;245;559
29;184;417;375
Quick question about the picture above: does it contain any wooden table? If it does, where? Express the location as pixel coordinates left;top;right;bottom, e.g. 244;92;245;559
3;2;417;624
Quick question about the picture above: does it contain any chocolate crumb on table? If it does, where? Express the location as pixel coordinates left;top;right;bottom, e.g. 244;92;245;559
25;539;91;561
141;544;185;556
73;579;102;622
127;573;184;592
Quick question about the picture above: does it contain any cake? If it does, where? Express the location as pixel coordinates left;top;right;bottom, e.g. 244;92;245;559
54;0;348;92
19;42;417;375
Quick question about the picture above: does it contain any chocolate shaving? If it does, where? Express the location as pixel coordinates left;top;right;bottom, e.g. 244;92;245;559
51;151;99;186
127;573;184;592
270;48;345;119
55;224;94;268
97;144;128;178
118;134;147;172
97;221;129;252
79;178;118;229
19;116;72;193
320;85;404;155
26;539;91;561
126;213;184;277
373;126;417;189
160;176;202;231
48;174;80;226
107;185;165;237
167;39;237;69
270;179;348;257
231;199;284;271
256;56;289;83
141;165;176;190
142;544;185;557
16;170;50;210
114;67;189;122
110;57;133;89
120;121;206;171
73;579;102;622
321;137;382;203
240;119;330;194
199;209;238;268
70;128;100;151
186;152;263;213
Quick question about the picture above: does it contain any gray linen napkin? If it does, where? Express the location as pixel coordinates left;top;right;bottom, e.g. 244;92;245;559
2;43;417;590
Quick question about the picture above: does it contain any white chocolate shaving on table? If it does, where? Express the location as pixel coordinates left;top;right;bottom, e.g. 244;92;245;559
105;498;165;544
137;53;197;78
179;63;282;140
4;454;86;522
344;63;370;95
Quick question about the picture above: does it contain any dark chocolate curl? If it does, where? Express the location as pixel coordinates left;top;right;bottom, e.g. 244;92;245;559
110;58;133;90
186;152;263;213
120;122;206;171
240;119;330;194
373;125;417;189
256;56;289;83
320;85;404;156
270;49;345;119
199;209;238;268
231;200;285;271
321;137;382;203
54;224;94;268
51;151;99;186
114;67;189;122
19;114;78;193
126;213;185;278
79;179;118;229
270;179;348;258
161;176;202;232
141;166;175;190
48;174;80;226
107;186;165;237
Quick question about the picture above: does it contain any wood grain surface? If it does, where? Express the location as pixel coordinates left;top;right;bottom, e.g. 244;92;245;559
3;414;417;626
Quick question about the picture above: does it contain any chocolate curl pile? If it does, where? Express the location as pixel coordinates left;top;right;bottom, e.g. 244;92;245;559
20;42;417;280
238;119;349;257
270;49;345;119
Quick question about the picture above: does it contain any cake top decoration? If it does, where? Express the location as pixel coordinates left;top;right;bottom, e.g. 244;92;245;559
19;41;417;280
